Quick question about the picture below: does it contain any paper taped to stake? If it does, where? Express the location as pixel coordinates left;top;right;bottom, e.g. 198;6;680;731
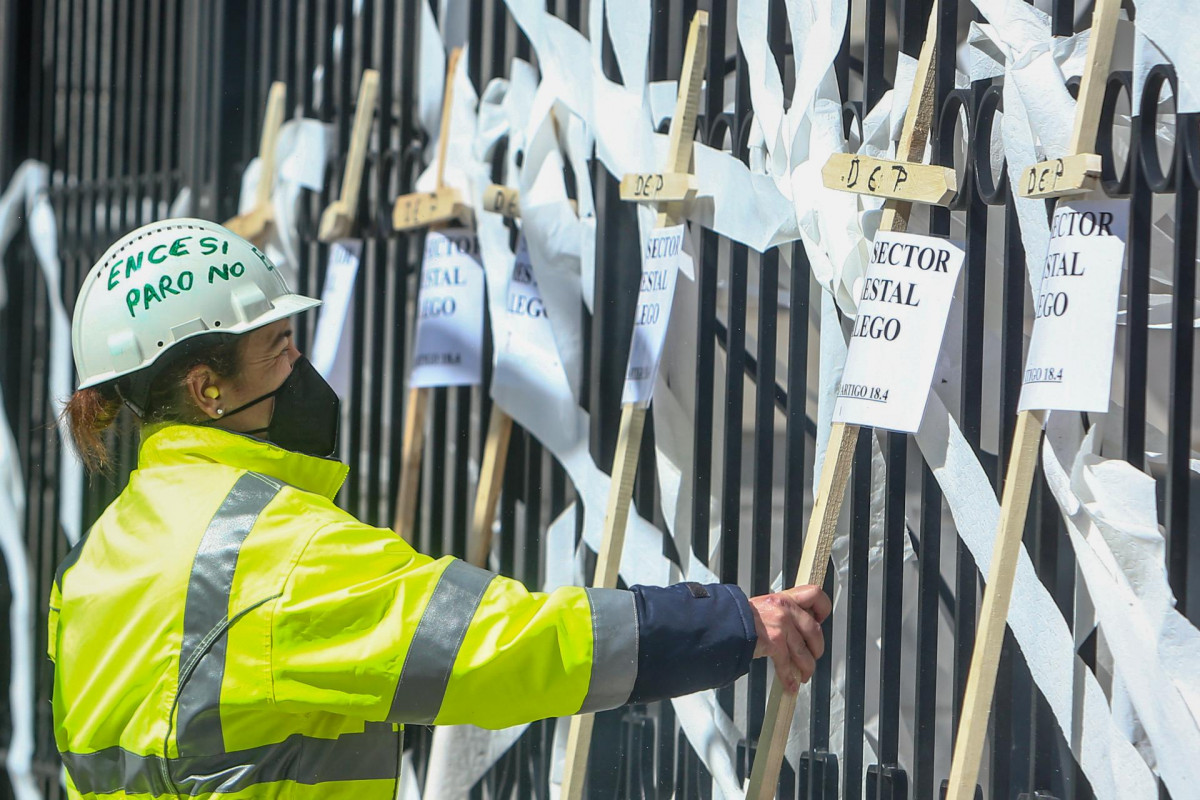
1019;196;1128;413
503;235;557;362
310;239;362;397
621;224;685;406
833;231;965;433
411;227;485;388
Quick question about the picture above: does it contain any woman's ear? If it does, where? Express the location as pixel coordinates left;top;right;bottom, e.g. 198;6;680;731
185;367;224;421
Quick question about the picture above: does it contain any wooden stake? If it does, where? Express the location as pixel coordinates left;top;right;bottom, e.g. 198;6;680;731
392;48;464;543
466;185;524;568
468;403;514;567
393;384;430;540
946;2;1122;797
559;12;708;800
747;8;941;797
224;82;286;246
318;70;380;243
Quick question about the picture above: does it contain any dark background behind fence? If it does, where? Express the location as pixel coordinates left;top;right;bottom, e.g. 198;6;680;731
0;0;1195;798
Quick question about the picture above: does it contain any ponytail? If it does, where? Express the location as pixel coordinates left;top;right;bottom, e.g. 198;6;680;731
63;332;245;474
63;383;123;473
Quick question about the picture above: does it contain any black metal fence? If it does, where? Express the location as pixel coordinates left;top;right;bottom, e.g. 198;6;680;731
0;0;1195;798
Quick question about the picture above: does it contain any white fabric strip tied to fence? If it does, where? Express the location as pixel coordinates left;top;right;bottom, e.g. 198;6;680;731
0;161;51;800
1042;413;1200;796
0;158;92;797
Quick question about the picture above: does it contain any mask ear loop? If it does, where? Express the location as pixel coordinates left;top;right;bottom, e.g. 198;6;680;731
113;382;146;419
200;389;278;428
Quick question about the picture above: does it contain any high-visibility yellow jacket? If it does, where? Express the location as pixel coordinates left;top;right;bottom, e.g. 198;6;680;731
50;424;755;798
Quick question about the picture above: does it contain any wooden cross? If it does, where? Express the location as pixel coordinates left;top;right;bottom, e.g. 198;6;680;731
391;48;467;542
944;2;1122;797
558;12;708;800
317;69;380;242
745;8;950;797
392;49;471;233
224;81;286;246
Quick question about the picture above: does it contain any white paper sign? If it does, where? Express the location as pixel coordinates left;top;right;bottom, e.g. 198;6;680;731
410;227;485;388
621;224;685;406
310;239;361;398
502;235;559;366
1019;196;1129;413
833;230;966;433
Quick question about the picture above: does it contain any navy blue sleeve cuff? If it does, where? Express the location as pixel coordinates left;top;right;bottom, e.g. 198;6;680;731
625;582;758;705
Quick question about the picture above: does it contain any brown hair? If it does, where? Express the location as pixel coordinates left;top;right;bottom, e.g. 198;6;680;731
64;334;244;473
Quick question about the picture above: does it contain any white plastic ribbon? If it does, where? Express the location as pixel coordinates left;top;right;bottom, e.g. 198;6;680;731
1042;413;1200;796
0;161;46;800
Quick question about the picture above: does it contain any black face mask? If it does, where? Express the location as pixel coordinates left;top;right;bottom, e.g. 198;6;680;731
215;356;340;458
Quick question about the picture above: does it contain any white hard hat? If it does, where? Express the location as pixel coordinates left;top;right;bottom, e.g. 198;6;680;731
72;218;320;391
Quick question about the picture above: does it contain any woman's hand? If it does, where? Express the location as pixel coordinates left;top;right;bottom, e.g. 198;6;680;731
748;585;832;692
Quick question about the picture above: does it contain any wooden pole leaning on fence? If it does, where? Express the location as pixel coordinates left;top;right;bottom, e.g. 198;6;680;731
467;181;521;568
317;69;380;243
944;2;1121;797
390;48;471;541
225;81;286;246
745;8;949;798
558;11;708;799
468;180;581;567
467;184;523;567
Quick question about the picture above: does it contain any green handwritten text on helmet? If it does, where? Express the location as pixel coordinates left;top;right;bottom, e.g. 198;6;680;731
72;218;320;390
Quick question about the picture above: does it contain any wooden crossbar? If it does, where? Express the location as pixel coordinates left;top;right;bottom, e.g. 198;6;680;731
945;1;1122;797
224;81;286;245
746;7;941;797
559;12;708;800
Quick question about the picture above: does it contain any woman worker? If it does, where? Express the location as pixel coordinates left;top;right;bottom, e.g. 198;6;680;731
51;218;830;798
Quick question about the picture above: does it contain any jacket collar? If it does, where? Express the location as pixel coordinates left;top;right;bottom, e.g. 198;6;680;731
138;423;349;500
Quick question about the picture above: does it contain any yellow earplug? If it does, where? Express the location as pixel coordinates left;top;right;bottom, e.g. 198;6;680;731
204;386;220;400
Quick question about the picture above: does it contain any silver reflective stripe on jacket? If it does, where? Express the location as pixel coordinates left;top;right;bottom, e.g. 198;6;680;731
64;471;402;796
62;728;401;796
578;588;638;713
388;559;496;724
176;471;283;755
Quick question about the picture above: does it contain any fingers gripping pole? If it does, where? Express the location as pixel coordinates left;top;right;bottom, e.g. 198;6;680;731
745;422;859;799
746;7;940;797
560;13;707;798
